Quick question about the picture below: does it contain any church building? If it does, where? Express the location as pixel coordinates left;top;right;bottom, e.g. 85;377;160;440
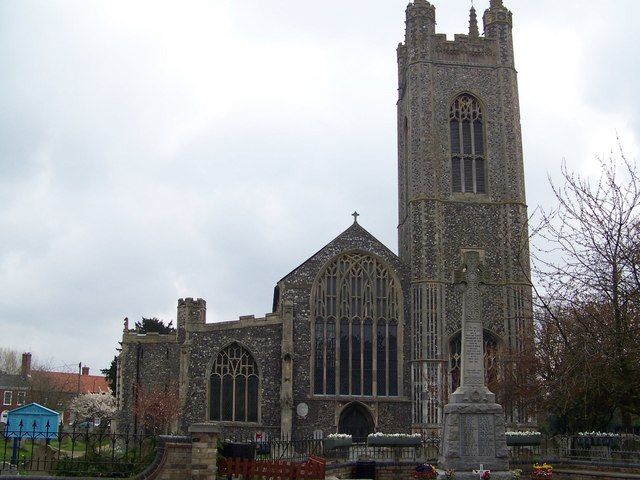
114;0;533;439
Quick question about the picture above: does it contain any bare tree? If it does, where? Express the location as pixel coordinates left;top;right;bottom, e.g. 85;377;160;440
29;362;77;415
133;382;179;435
0;348;20;375
533;145;640;431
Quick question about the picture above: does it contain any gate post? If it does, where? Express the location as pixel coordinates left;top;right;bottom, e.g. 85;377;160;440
189;422;221;480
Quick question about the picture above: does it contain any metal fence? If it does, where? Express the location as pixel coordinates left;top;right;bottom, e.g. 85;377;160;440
220;434;441;463
516;435;640;467
1;424;156;477
219;433;640;469
223;434;324;463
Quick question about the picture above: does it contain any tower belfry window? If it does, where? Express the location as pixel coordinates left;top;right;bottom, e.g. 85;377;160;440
450;94;486;194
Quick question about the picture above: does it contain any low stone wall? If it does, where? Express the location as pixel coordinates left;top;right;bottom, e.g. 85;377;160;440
135;435;192;480
555;471;640;480
326;459;420;479
553;465;640;480
135;423;221;480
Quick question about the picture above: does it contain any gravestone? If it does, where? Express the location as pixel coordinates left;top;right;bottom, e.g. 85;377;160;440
438;251;511;479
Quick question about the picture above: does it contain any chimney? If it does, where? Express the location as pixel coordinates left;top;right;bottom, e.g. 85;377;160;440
82;366;90;376
21;352;32;376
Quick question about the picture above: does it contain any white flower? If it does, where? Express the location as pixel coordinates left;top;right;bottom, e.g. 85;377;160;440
505;431;541;436
70;393;116;424
326;433;352;439
367;432;422;439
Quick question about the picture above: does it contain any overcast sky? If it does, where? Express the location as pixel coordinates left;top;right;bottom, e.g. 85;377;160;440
1;0;638;373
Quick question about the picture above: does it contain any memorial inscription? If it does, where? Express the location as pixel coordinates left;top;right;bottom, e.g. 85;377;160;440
459;415;496;458
463;323;484;386
460;415;479;457
478;416;496;457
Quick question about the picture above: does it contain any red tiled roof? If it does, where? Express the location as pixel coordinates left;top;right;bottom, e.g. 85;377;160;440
33;371;110;394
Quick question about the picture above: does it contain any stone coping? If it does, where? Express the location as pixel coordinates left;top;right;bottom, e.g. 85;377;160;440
554;469;640;479
558;459;640;470
188;423;221;434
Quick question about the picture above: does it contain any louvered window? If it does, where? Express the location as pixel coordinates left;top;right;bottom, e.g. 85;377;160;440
449;94;486;194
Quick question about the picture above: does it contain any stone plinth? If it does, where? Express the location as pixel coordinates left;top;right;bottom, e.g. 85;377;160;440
438;402;509;472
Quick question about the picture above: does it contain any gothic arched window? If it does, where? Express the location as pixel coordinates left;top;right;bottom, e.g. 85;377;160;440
312;252;402;397
450;94;486;194
449;331;499;393
209;343;259;422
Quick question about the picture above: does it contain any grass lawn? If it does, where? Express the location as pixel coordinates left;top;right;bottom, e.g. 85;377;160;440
0;436;34;463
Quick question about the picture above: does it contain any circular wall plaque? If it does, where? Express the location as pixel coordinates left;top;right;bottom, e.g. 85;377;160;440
296;402;309;418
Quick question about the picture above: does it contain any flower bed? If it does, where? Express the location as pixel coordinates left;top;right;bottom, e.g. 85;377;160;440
412;463;437;479
532;463;553;478
367;433;421;446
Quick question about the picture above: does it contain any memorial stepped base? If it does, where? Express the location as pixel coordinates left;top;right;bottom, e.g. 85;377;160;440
438;402;509;472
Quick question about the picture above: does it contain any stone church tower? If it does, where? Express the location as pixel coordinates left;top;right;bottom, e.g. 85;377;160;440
397;0;532;430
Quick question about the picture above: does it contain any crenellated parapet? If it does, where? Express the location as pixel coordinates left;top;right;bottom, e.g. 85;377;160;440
483;1;514;66
403;0;436;61
177;297;206;344
432;33;497;65
483;4;512;28
398;1;514;75
405;0;435;28
177;297;206;323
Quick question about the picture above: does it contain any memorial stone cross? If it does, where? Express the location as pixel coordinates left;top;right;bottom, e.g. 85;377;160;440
451;250;494;403
439;250;509;475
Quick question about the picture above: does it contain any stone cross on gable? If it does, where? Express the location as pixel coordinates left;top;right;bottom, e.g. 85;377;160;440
451;250;494;403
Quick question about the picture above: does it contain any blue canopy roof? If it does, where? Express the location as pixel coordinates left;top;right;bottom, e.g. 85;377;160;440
5;403;60;439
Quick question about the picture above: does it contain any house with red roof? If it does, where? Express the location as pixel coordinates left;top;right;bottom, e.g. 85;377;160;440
2;353;111;425
0;353;31;425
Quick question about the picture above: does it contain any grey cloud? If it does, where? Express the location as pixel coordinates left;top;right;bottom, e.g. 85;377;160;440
0;0;637;370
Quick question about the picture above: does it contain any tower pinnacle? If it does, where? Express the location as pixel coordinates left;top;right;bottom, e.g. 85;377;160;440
490;0;504;8
469;5;479;37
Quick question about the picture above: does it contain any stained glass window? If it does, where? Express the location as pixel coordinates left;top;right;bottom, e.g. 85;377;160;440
209;343;259;422
312;253;402;396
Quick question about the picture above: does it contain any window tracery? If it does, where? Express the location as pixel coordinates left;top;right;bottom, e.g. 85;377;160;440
450;94;486;194
209;343;259;422
312;252;401;396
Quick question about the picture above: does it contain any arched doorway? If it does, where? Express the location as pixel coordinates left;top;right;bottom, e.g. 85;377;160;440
338;403;374;442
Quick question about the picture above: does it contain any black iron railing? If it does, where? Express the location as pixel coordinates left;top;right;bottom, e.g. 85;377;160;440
1;423;156;477
218;433;640;469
